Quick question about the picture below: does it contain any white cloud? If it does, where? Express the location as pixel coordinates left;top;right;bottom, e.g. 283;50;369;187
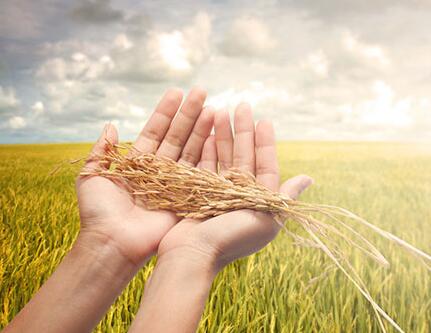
8;116;26;129
129;104;146;117
32;101;44;115
39;39;110;58
39;79;130;117
114;34;133;50
36;53;115;82
182;12;212;65
342;31;390;66
207;81;291;110
220;16;277;57
111;12;211;81
0;86;20;111
302;50;329;77
360;81;412;127
152;31;191;71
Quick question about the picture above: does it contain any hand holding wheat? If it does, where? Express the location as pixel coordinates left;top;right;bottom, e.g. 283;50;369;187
76;87;213;266
5;88;221;333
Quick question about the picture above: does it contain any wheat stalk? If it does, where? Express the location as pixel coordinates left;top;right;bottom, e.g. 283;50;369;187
79;142;430;333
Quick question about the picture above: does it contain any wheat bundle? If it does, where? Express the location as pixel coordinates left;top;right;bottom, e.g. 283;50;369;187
80;142;430;333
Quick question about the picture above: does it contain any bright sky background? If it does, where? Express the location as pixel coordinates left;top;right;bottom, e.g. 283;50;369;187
1;0;430;143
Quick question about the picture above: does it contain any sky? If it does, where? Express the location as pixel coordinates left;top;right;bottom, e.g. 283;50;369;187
0;0;430;143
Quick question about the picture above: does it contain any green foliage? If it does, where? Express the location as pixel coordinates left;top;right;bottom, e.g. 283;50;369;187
1;142;430;332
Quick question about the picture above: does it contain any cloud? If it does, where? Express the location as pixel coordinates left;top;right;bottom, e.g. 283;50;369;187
219;16;277;57
0;1;42;39
124;13;152;37
113;34;133;50
1;1;431;143
0;86;20;114
358;81;412;127
35;55;151;137
8;116;26;129
36;53;114;81
301;50;329;77
207;81;290;110
110;12;211;82
206;76;430;142
38;79;130;119
342;31;389;67
39;39;110;59
28;12;209;139
70;0;124;24
32;101;44;115
287;0;431;20
0;86;27;133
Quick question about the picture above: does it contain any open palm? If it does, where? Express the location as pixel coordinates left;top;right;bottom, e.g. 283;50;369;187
158;104;313;269
76;88;214;266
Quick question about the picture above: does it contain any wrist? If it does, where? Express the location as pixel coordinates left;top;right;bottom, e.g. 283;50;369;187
157;247;220;281
130;247;217;333
73;230;140;283
6;230;141;333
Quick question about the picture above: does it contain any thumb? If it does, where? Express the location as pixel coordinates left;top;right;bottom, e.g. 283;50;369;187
279;174;314;200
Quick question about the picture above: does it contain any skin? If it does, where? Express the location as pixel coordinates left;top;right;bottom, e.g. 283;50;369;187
4;88;312;333
3;87;215;333
129;103;313;333
77;87;213;266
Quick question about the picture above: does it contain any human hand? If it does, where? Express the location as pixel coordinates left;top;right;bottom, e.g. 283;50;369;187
76;87;214;267
3;88;215;333
157;103;314;272
128;103;313;333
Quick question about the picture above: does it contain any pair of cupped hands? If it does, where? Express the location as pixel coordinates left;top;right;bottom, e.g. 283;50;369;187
78;87;313;273
76;87;313;331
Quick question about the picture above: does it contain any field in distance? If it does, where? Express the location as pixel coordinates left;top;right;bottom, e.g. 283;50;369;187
1;142;430;332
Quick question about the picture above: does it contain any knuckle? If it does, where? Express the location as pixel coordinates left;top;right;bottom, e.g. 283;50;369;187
181;150;199;165
186;95;205;111
165;94;181;108
165;132;185;148
219;160;232;169
256;164;278;175
233;157;255;171
142;127;161;142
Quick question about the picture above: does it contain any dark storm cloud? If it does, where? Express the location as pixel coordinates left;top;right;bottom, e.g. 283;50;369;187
70;0;124;24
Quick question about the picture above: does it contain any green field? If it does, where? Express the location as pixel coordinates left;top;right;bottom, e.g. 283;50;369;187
1;142;430;332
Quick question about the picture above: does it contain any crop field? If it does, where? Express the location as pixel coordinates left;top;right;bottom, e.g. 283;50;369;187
1;142;430;332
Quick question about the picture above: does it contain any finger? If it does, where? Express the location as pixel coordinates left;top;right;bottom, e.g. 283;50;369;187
279;175;314;200
198;135;217;172
78;124;118;185
214;109;233;173
233;103;256;175
156;87;207;160
255;120;279;191
133;88;183;154
178;106;214;166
